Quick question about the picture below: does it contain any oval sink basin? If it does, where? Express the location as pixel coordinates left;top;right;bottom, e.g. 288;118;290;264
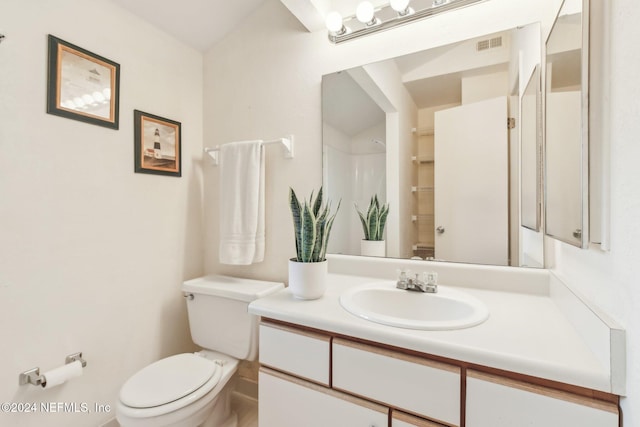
340;282;489;330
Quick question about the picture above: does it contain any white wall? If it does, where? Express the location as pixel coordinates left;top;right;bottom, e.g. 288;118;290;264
0;1;203;426
461;71;509;104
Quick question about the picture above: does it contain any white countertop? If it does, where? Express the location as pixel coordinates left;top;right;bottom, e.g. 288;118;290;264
249;272;613;393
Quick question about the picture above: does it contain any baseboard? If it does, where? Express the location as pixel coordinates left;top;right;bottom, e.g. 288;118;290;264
99;417;120;427
235;376;258;400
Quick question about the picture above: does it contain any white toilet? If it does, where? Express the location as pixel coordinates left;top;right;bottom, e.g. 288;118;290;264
116;275;283;427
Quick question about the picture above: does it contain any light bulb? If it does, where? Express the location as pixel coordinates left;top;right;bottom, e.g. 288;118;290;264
325;11;344;34
356;1;375;24
390;0;410;11
390;0;413;15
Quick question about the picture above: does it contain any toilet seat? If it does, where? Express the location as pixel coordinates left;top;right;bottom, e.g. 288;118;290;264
119;353;223;417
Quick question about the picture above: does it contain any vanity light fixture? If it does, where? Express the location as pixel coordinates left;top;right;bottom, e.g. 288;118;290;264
326;0;486;44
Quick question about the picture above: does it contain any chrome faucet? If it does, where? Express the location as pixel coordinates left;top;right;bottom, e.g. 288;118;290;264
396;270;438;293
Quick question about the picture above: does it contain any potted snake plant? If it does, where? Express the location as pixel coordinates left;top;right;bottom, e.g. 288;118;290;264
288;187;340;299
355;195;389;257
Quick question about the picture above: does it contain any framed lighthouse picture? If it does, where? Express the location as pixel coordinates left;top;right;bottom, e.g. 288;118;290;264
134;110;181;177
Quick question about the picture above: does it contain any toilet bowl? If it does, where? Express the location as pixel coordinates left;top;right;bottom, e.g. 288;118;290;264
116;276;284;427
117;351;238;427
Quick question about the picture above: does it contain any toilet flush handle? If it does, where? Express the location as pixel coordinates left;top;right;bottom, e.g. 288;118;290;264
183;293;194;300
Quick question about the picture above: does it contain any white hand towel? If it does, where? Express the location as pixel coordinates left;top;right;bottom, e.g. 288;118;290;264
219;140;265;265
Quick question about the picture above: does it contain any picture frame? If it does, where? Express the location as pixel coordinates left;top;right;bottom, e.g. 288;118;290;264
134;110;182;177
46;35;120;129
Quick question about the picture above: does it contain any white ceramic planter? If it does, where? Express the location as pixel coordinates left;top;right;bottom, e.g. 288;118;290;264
288;259;328;300
361;240;386;257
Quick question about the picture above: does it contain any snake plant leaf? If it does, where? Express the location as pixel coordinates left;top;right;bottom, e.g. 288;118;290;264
312;204;329;262
376;203;390;240
355;204;370;240
311;186;324;217
367;199;380;241
289;187;302;260
319;200;341;260
300;202;318;262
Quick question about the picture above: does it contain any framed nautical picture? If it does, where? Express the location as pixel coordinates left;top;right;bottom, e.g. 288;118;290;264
46;35;120;129
134;110;182;177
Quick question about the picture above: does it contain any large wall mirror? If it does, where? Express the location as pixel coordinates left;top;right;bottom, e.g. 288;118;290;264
544;0;588;248
322;22;546;268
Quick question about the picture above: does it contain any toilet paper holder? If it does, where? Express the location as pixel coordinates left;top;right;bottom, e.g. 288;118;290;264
19;352;87;387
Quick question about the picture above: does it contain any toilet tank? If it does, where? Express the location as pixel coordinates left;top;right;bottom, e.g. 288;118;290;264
181;275;283;361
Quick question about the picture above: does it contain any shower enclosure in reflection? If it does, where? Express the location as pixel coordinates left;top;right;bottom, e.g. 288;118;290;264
323;74;387;255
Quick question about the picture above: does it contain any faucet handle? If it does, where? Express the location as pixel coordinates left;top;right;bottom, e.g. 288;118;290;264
397;269;410;280
396;269;410;289
422;271;438;286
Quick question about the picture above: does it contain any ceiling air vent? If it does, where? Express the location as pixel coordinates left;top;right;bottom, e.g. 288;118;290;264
476;36;503;52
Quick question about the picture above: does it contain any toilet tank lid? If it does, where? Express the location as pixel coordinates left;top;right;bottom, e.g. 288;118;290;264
182;275;284;302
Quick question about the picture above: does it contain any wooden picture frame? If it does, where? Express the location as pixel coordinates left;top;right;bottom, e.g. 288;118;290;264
134;110;182;177
46;35;120;129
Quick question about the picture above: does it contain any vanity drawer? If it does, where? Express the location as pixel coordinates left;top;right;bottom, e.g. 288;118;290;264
466;370;619;427
259;322;330;385
332;338;461;426
259;368;388;427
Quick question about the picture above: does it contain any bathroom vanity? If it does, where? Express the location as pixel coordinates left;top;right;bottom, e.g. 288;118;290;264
248;256;625;427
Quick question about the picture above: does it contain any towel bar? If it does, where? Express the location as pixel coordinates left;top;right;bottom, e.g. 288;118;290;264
204;135;294;166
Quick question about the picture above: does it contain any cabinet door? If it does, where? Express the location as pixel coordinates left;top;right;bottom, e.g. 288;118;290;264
466;370;619;427
259;368;388;427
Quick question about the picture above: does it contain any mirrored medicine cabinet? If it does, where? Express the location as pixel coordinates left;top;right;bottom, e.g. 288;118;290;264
544;0;590;248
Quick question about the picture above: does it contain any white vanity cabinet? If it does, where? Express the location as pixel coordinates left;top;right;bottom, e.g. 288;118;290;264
259;368;388;427
466;371;619;427
257;320;620;427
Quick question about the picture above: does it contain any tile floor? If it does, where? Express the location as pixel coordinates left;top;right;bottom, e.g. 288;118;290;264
233;391;258;427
